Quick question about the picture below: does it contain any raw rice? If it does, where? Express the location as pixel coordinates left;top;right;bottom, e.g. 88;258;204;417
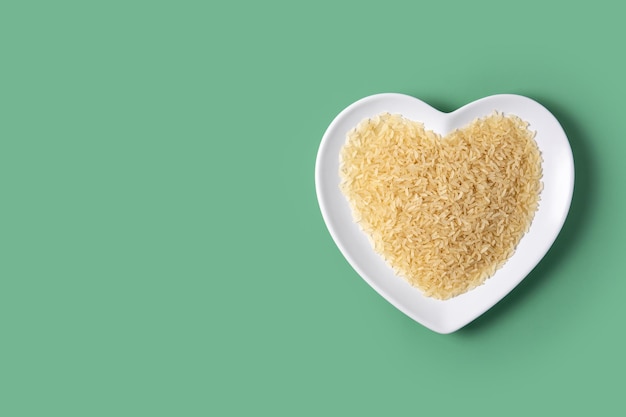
339;112;542;299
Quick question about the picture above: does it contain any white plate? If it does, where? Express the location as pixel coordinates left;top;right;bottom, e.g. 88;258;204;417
315;93;574;334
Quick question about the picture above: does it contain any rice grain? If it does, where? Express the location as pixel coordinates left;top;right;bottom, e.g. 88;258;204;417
339;112;543;299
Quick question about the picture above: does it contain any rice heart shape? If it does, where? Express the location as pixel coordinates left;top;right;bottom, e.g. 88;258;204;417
339;112;543;300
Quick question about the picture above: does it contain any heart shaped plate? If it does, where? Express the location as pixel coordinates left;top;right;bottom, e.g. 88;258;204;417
315;93;574;333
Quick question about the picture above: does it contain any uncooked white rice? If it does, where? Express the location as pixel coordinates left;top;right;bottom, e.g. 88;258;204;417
339;112;542;299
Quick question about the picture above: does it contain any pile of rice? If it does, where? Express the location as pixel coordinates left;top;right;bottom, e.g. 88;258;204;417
339;112;542;299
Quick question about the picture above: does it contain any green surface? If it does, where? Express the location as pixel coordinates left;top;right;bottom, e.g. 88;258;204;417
0;0;624;415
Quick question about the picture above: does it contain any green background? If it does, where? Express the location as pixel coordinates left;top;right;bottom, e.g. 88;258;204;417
1;0;623;415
